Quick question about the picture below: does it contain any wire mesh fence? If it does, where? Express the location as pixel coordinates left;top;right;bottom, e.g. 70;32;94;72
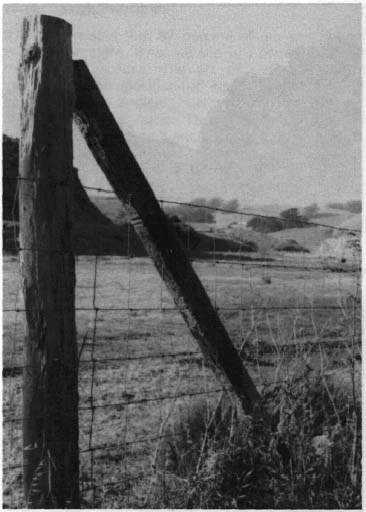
3;178;361;508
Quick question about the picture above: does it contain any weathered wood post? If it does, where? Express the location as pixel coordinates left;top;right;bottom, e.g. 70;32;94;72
73;60;261;414
19;15;79;507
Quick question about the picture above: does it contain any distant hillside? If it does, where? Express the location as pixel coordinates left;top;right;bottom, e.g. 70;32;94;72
3;134;143;255
213;202;361;255
90;196;125;224
3;134;246;258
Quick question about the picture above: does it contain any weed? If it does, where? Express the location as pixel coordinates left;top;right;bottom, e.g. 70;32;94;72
153;371;361;509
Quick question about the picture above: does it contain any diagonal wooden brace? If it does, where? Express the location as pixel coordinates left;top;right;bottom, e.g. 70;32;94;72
73;59;261;414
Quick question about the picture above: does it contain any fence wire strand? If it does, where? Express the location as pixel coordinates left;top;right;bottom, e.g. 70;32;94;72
3;175;361;233
2;177;361;508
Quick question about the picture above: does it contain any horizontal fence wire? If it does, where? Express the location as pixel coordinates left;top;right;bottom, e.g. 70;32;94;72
3;334;361;377
2;304;361;313
3;332;361;377
3;175;361;233
159;199;362;233
3;178;361;508
2;263;362;274
4;388;230;424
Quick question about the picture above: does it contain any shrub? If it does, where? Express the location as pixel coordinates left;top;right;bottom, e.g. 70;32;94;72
273;239;310;253
223;198;239;211
163;197;240;222
247;216;284;233
207;197;223;209
280;208;309;228
153;371;361;509
302;202;320;218
247;208;311;233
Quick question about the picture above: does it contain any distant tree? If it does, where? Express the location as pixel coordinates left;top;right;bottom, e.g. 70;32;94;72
207;197;223;209
345;200;361;214
223;198;239;211
303;202;320;218
273;239;310;253
247;216;283;233
327;200;361;214
327;202;344;210
280;208;308;228
189;197;215;221
163;196;240;222
280;208;300;220
192;197;207;207
189;206;214;223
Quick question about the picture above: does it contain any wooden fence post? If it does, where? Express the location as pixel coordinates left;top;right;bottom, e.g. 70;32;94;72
73;60;261;414
19;15;79;508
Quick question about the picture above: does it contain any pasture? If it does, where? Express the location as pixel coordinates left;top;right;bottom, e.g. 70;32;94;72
3;7;361;508
3;252;361;508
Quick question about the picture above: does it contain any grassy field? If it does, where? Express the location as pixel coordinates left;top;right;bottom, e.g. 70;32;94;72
3;253;361;508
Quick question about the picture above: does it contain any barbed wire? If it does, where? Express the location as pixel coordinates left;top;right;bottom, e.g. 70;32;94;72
3;358;359;467
4;334;361;378
3;176;361;508
2;303;361;314
159;199;361;233
3;175;361;233
3;387;230;425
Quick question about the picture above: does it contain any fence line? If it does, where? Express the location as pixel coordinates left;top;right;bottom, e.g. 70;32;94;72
3;239;361;506
4;164;361;455
3;14;361;509
3;175;361;233
3;330;361;375
2;303;361;314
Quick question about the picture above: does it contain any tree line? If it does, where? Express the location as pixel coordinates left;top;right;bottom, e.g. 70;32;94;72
164;197;239;223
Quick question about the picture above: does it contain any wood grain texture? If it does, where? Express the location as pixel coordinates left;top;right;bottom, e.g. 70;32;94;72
19;15;79;508
73;59;261;414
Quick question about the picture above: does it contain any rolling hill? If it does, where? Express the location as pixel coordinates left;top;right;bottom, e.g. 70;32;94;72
3;134;245;258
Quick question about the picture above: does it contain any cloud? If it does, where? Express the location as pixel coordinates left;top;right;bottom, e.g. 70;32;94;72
194;36;361;205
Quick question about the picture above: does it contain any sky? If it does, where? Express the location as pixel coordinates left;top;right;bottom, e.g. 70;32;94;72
2;3;362;205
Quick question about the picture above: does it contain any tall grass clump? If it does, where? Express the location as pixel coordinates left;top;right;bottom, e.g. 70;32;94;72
153;370;361;509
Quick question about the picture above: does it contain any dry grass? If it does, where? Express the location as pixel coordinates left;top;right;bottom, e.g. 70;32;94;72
152;369;361;509
2;253;361;508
